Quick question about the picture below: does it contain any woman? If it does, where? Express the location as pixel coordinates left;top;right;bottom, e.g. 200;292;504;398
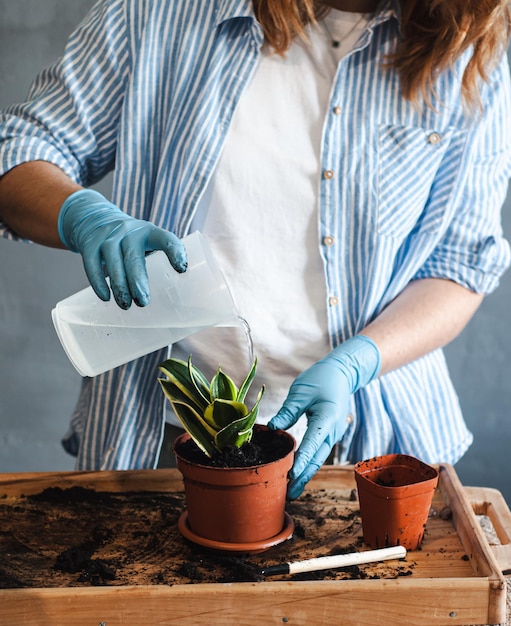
0;0;510;498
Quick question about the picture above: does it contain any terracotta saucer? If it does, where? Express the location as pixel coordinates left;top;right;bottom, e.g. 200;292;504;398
178;510;294;554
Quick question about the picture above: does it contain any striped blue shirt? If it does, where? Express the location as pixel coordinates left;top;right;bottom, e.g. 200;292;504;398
1;0;510;470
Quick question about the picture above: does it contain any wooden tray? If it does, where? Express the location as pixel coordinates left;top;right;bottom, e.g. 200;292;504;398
0;464;510;625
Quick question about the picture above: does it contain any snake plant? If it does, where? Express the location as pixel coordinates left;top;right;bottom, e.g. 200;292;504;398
158;356;265;458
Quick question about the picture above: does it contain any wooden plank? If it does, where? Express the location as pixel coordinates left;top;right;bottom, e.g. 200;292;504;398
0;469;184;496
0;579;496;626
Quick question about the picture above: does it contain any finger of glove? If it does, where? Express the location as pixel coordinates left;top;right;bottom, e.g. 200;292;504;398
124;253;150;307
287;440;333;500
100;238;133;310
289;404;339;479
268;383;314;431
147;228;188;273
81;250;111;302
268;404;303;432
120;229;153;307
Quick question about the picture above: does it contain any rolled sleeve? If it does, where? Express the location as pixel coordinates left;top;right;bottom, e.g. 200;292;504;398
0;112;84;181
0;0;130;240
414;55;511;294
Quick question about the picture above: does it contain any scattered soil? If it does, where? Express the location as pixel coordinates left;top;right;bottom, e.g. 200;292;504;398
0;485;414;589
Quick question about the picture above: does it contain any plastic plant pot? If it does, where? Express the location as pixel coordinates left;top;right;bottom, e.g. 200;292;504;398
173;425;295;553
354;453;439;551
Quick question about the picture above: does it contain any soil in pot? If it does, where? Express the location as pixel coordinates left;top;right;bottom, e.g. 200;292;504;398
176;425;292;468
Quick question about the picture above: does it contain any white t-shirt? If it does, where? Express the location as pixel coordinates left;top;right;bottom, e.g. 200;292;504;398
168;11;372;443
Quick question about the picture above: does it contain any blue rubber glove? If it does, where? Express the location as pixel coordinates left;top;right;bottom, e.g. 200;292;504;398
58;189;187;309
268;335;381;499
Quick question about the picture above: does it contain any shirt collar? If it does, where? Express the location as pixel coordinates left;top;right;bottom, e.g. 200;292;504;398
372;0;401;25
214;0;256;26
212;0;401;41
380;0;403;32
213;0;264;48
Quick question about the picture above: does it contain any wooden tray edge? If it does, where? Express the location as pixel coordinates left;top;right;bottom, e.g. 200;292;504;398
439;464;506;624
0;578;499;626
0;465;507;625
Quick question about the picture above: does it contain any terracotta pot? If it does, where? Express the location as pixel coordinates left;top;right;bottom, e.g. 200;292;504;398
354;453;439;551
174;425;295;552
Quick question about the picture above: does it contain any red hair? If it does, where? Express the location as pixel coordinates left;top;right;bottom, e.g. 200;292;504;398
253;0;511;107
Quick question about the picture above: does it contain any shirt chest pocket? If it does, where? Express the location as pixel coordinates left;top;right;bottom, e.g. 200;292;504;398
376;124;458;239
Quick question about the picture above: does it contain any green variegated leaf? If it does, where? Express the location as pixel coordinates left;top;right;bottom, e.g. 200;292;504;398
210;367;238;402
237;357;257;403
157;378;202;415
204;399;247;430
249;384;265;424
214;385;265;450
214;414;256;450
187;356;211;405
158;358;209;412
162;394;217;457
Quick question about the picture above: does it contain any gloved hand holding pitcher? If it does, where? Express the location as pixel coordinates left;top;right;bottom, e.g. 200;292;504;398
53;189;382;498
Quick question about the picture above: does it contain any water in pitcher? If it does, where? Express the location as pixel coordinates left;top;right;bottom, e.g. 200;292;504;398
54;311;252;378
53;313;211;377
56;309;254;376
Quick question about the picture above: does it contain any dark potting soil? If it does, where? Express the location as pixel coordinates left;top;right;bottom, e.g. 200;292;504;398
0;485;415;589
177;426;294;468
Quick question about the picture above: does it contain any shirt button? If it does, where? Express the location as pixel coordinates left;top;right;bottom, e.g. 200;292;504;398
329;296;339;306
323;169;335;179
323;235;335;246
333;106;342;115
428;132;441;145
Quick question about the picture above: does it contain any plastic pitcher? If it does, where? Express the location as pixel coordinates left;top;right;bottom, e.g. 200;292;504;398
52;231;239;377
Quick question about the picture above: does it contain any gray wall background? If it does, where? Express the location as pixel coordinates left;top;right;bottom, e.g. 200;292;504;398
1;1;511;502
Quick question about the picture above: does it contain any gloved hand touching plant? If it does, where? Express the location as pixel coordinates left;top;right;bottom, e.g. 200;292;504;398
58;189;188;309
268;335;381;499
